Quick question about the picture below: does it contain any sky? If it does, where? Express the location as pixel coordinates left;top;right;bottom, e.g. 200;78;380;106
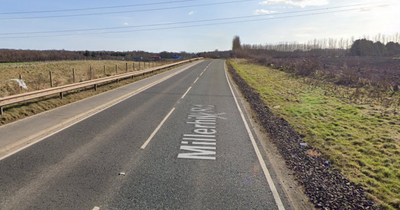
0;0;399;52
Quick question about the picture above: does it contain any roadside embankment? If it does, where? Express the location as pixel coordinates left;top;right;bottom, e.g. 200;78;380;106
227;59;396;209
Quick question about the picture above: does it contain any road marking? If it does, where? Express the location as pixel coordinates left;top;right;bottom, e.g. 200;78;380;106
177;145;216;160
224;61;286;210
0;61;202;161
181;86;192;99
140;107;176;149
177;105;221;160
92;206;100;210
140;61;214;150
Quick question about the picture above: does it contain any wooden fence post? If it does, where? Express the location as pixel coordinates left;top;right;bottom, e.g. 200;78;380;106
126;63;128;72
19;74;22;92
133;63;135;71
139;61;141;70
49;71;53;87
104;65;106;76
72;68;75;83
90;66;93;80
115;65;118;74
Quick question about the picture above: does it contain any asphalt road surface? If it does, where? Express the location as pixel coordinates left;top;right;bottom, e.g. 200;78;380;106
0;60;292;210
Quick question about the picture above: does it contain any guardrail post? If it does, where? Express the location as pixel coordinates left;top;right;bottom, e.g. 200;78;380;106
49;71;53;87
94;84;98;91
0;106;3;115
59;92;63;99
72;68;75;83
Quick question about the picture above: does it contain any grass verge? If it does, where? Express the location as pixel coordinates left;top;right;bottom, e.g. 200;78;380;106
0;60;169;97
228;59;400;210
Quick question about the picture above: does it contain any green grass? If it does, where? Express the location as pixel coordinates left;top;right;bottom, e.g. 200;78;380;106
229;59;400;210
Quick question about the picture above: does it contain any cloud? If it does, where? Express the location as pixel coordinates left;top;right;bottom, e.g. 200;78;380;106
188;11;196;15
259;0;329;8
123;22;129;26
253;9;278;15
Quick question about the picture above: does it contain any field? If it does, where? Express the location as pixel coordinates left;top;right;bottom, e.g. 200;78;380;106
0;60;175;125
0;60;168;97
228;59;400;209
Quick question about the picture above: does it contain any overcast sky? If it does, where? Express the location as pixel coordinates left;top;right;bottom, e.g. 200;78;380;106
0;0;398;52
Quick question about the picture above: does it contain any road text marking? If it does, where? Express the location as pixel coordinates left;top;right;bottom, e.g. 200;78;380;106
178;105;226;160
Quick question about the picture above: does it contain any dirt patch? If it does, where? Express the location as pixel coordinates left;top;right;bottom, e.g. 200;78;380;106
227;62;382;209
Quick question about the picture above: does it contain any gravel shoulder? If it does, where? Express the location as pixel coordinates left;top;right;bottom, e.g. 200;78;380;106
227;64;315;210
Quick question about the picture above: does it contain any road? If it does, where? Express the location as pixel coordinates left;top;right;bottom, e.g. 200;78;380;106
0;60;292;210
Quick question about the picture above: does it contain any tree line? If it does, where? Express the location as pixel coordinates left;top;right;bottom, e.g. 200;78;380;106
232;33;400;57
0;49;197;63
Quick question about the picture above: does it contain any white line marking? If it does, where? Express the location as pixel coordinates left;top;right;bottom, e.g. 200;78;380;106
193;77;199;84
224;61;286;210
92;206;100;210
0;61;202;161
140;107;176;149
181;86;192;99
192;142;216;145
140;61;215;150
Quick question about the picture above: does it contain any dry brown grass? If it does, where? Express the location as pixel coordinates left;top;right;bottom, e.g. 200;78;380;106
0;60;169;97
0;60;180;125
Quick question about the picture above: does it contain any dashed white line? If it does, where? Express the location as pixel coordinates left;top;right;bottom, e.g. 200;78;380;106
181;86;192;99
140;60;214;149
140;107;176;149
0;61;202;161
92;206;100;210
224;61;286;210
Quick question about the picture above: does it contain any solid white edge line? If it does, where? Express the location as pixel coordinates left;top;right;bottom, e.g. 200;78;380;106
92;206;100;210
0;61;202;161
140;107;176;149
224;61;286;210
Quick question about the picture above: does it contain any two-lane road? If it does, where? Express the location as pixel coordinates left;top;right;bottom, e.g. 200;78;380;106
0;60;291;210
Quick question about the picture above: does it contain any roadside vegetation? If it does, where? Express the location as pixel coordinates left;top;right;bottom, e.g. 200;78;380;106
0;60;181;125
228;59;400;209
